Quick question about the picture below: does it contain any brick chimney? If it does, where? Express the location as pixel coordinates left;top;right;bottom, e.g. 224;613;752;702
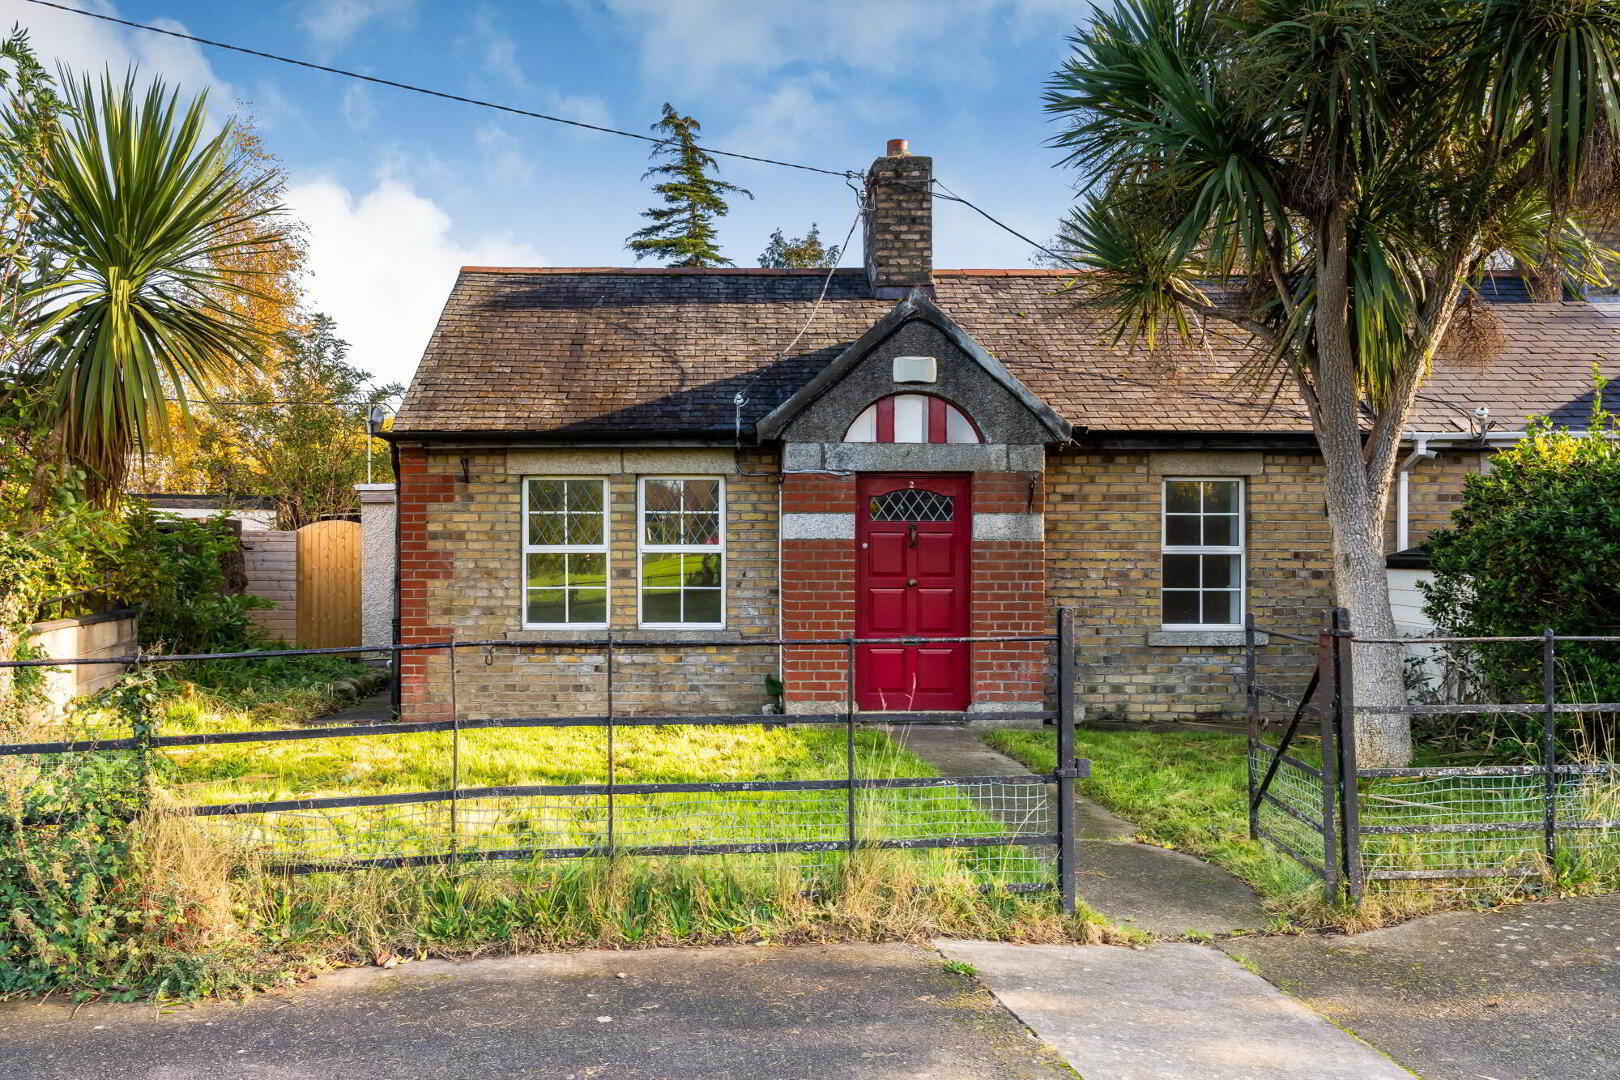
864;139;933;298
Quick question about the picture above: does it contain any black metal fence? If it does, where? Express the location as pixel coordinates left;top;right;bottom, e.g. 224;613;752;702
1246;610;1620;903
3;611;1088;912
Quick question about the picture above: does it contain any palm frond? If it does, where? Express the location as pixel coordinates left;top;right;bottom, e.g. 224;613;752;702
22;71;283;500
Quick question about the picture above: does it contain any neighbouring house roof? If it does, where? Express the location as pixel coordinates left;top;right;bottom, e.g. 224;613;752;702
393;267;1620;441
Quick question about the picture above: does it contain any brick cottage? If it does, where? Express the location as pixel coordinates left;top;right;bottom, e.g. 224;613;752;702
381;141;1620;723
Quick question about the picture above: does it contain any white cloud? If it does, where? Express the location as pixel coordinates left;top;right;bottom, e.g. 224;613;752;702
468;6;526;89
5;0;236;103
298;0;414;53
341;83;377;130
286;177;546;387
587;0;1084;90
474;122;536;186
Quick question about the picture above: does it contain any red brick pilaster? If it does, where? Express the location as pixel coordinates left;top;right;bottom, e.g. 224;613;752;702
396;446;456;721
780;473;856;710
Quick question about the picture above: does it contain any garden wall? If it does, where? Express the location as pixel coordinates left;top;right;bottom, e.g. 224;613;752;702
26;610;138;719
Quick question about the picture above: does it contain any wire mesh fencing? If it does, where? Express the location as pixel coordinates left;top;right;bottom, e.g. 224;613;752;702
1246;612;1620;902
3;618;1086;908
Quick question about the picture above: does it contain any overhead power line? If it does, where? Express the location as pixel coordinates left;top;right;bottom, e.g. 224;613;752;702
22;0;858;178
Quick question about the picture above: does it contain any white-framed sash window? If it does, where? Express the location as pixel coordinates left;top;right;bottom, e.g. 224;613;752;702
522;477;609;628
638;476;725;628
1161;478;1245;629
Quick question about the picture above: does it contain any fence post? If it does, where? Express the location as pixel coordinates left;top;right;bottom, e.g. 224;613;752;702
1334;608;1364;906
448;633;459;868
606;632;616;858
1056;606;1078;915
128;654;154;802
1542;628;1558;870
1244;614;1259;841
845;635;857;855
1316;615;1342;902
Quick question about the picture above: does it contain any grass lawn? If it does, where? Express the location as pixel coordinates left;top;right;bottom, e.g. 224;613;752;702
986;726;1620;928
87;659;1108;964
984;726;1321;920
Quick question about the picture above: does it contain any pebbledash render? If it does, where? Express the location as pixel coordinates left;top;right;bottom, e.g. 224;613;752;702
383;140;1620;724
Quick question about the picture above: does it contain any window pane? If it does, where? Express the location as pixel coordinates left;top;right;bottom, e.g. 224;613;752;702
566;511;603;546
1163;554;1199;588
641;554;682;588
1201;481;1239;514
526;589;566;624
683;511;720;545
845;404;877;442
642;589;681;624
1202;515;1237;547
681;479;720;513
1165;482;1200;514
944;403;979;443
643;479;682;512
685;589;722;624
528;479;566;513
683;553;724;588
644;512;680;545
1162;591;1200;624
1202;554;1237;588
1203;590;1239;625
528;513;565;546
566;480;602;512
569;589;607;625
568;552;607;588
893;393;927;442
526;553;565;588
1165;514;1200;546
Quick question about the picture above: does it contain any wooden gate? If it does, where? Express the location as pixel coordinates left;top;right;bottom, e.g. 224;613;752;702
295;519;361;649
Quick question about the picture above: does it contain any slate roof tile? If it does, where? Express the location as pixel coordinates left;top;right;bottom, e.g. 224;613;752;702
394;268;1620;438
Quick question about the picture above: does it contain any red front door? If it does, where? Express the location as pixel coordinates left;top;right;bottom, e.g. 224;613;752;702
855;475;971;711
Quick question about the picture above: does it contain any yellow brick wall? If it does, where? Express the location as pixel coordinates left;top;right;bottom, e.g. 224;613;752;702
1046;450;1332;721
406;447;780;720
403;442;1483;724
1387;449;1486;550
1044;447;1486;722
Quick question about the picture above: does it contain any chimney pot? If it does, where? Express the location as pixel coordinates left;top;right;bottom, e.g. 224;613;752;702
886;138;909;156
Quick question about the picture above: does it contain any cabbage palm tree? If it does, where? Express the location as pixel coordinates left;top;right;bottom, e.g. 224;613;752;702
1047;0;1620;765
24;72;282;501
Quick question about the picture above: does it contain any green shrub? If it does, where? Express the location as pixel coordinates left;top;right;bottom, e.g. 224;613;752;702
1423;397;1620;746
105;504;269;655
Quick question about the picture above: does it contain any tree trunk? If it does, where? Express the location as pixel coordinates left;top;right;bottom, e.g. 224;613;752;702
1322;477;1412;767
1311;206;1413;768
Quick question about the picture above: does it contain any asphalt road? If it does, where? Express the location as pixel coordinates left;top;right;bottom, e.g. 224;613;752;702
1224;893;1620;1080
0;943;1074;1080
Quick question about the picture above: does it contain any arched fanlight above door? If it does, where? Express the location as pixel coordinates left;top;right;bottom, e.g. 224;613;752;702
843;393;981;444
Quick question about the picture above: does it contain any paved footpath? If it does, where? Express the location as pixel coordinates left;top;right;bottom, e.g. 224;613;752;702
939;939;1414;1080
895;725;1271;936
0;943;1074;1080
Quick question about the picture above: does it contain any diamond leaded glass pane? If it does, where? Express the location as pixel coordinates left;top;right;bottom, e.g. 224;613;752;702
868;488;955;522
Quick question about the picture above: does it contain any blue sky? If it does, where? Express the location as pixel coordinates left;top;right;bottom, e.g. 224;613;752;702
5;0;1098;387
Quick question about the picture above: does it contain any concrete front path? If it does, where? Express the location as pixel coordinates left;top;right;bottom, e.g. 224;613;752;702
893;725;1270;936
938;940;1414;1080
0;944;1074;1080
1223;892;1620;1080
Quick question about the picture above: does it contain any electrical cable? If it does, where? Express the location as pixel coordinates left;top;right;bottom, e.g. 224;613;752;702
22;0;860;179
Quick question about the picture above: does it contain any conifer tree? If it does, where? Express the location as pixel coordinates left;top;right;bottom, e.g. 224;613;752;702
758;223;840;268
626;104;750;267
